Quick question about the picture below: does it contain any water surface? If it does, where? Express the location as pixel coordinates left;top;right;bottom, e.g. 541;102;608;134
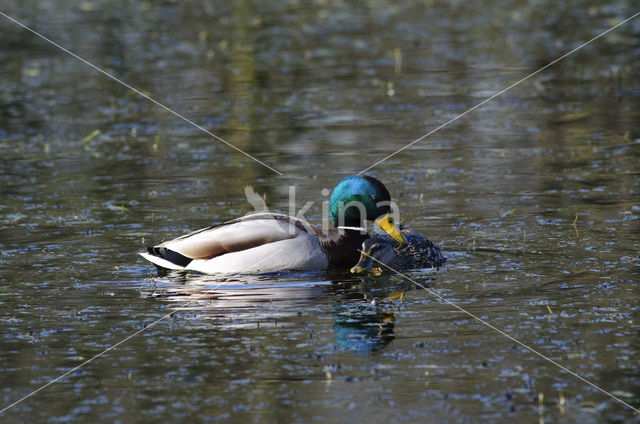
1;1;639;422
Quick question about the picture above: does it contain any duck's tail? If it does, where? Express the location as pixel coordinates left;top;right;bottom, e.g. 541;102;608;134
139;248;192;270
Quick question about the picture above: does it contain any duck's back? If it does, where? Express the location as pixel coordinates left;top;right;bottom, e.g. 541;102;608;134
140;212;369;273
142;213;329;273
394;230;446;269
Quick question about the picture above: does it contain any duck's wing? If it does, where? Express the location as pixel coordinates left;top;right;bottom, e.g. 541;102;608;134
396;230;446;268
141;213;322;269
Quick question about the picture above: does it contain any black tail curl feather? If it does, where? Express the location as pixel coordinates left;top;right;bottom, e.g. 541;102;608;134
147;247;192;267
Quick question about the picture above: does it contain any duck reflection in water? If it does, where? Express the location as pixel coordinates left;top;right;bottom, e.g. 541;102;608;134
332;304;395;355
143;271;425;354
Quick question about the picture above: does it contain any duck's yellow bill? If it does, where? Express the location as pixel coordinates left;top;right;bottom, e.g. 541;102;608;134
350;249;372;274
375;213;407;245
350;263;367;274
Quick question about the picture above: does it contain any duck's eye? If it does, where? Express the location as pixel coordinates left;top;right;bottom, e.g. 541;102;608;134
387;216;394;224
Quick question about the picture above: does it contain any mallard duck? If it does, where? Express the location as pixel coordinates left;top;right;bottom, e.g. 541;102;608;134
139;175;407;274
350;227;445;274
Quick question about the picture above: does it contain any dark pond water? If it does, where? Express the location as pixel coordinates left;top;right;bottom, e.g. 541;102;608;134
1;0;639;422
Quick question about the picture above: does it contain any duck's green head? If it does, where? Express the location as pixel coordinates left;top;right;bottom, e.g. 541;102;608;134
329;175;406;244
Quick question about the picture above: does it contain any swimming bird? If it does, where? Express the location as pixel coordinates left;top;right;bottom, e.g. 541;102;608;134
350;227;445;274
139;175;406;274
